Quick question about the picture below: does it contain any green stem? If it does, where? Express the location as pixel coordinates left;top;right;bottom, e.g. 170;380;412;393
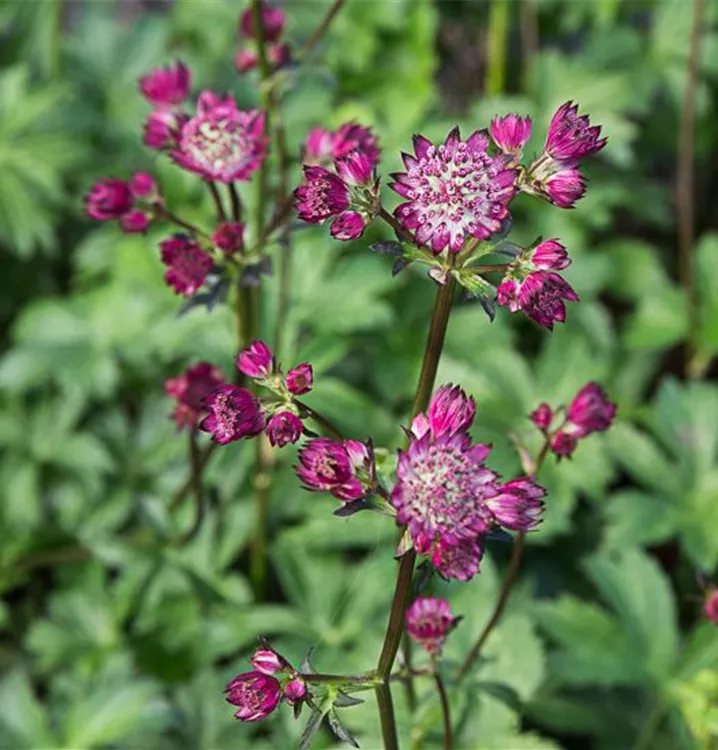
175;429;204;545
228;183;242;223
486;0;510;96
295;401;344;440
207;181;227;222
375;279;457;748
434;671;453;750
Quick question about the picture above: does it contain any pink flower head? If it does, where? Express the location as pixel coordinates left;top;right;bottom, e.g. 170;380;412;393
266;411;304;447
139;61;191;108
213;222;245;255
485;477;546;532
531;403;553;431
237;340;274;379
171;93;268;182
130;172;158;200
518;270;579;330
286;364;313;395
390;127;516;254
427;384;476;439
551;430;578;458
303;127;335;164
284;677;307;705
704;589;718;624
496;277;520;313
225;671;281;722
294;166;349;222
144;110;185;151
85;178;133;221
251;648;285;675
545;101;607;162
405;597;454;655
160;235;212;297
566;382;616;437
165;362;224;430
490;114;532;155
332;122;381;166
199;384;265;444
544;166;587;209
529;239;570;270
295;438;372;502
330;211;365;241
240;1;285;43
119;210;150;234
431;538;483;582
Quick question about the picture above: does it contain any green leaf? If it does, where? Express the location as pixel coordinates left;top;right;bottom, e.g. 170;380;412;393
0;672;56;748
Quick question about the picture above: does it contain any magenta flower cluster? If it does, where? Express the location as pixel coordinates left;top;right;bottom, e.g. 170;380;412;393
235;1;290;76
531;382;617;458
85;172;159;235
226;644;307;722
393;385;545;581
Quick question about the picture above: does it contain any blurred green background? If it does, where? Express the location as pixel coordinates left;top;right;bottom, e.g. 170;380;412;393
1;0;718;748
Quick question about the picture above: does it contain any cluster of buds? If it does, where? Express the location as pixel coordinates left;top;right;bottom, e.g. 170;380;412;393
392;385;546;581
496;238;578;330
226;642;307;722
531;382;617;458
303;122;381;168
199;340;314;448
235;1;290;75
405;597;460;657
490;102;606;209
85;172;160;234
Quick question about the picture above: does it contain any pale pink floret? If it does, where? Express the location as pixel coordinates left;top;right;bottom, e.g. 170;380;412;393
286;363;313;395
266;411;304;447
139;61;191;108
405;597;454;655
199;384;265;444
490;114;532;155
160;235;212;297
225;671;281;722
164;362;224;430
390;127;516;254
171;92;268;183
496;277;521;313
237;340;274;379
431;538;483;582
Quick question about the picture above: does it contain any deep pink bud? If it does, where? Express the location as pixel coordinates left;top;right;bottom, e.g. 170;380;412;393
295;438;370;502
406;597;454;655
545;101;607;161
427;384;476;438
544;167;587;209
139;61;191;108
286;363;313;395
303;127;335;164
240;1;285;43
330;210;366;241
130;172;158;199
250;649;284;675
199;384;265;444
284;677;307;705
490;114;532;154
143;110;183;151
160;235;212;297
496;277;520;312
531;403;553;430
269;43;291;69
237;340;274;379
529;239;570;270
518;270;579;330
120;210;151;234
332;122;381;166
85;178;133;221
225;671;281;722
486;477;546;532
234;49;258;74
165;362;224;430
704;589;718;624
213;222;245;255
266;411;304;448
566;382;616;437
335;151;374;186
551;430;577;458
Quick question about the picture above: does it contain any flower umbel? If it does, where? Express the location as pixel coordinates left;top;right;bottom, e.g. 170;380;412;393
160;235;213;297
405;597;455;656
390;127;516;254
